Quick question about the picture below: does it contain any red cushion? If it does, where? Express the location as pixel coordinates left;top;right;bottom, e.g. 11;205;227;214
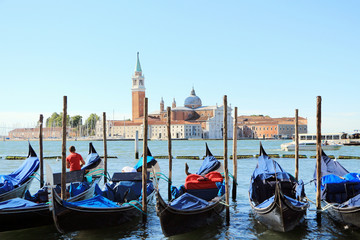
185;171;223;190
205;171;223;182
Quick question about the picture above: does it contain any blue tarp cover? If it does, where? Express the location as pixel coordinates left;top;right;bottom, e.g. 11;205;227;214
0;156;39;187
284;195;308;207
316;152;360;204
82;152;101;170
256;195;275;208
170;193;210;210
250;152;303;206
340;194;360;208
69;182;90;198
0;197;44;210
0;181;14;194
134;156;156;171
196;155;221;176
314;153;349;180
251;154;291;181
63;195;120;208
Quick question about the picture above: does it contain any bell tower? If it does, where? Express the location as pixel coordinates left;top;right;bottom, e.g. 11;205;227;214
132;52;146;121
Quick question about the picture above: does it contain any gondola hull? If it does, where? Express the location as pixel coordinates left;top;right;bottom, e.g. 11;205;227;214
0;177;100;232
250;191;308;232
0;174;35;202
51;188;154;233
323;200;360;228
156;190;225;237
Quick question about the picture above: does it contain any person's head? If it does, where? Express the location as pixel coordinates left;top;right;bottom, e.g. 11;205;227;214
69;146;76;153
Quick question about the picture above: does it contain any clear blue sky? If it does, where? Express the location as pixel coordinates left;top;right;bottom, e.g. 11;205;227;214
0;1;359;134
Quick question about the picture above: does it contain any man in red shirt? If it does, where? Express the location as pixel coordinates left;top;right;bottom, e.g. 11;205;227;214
66;146;85;171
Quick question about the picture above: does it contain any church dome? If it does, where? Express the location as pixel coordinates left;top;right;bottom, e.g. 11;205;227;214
184;88;202;108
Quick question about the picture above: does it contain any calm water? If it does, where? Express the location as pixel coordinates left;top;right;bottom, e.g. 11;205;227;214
1;139;360;240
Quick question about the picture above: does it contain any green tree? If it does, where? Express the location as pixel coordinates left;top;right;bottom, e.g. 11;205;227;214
85;113;100;136
70;115;82;128
46;112;70;127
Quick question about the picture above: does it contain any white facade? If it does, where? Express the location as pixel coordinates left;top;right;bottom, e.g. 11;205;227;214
95;120;202;140
205;105;233;139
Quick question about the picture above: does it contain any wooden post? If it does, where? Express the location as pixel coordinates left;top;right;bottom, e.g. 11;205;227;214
61;96;67;200
103;112;108;184
39;114;44;188
316;96;322;210
223;95;230;225
167;107;172;201
142;98;148;221
135;131;139;159
295;109;299;181
232;107;237;200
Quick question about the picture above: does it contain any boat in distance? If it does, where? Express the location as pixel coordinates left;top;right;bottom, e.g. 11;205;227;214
249;144;309;232
281;141;342;151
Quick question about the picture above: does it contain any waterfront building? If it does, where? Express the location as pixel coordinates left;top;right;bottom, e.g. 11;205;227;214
237;115;308;139
8;127;75;140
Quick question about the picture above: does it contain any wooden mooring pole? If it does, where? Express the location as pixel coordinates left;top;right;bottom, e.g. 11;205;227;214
167;107;172;201
39;114;44;188
61;96;67;200
232;107;237;200
223;95;230;225
135;131;139;159
142;97;148;222
103;112;108;184
316;96;322;210
295;109;299;181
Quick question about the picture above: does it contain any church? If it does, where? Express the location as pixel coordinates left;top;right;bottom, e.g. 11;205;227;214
95;53;233;140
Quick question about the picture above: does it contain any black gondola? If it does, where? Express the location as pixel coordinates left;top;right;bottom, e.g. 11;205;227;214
156;143;225;237
314;150;360;227
0;143;102;232
249;144;309;232
50;149;159;233
0;143;39;202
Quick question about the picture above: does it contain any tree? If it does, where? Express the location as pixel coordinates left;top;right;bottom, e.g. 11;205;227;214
85;113;100;136
46;112;69;127
70;115;82;128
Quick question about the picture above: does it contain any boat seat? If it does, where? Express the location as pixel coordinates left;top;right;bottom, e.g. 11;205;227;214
325;183;347;203
52;170;85;185
325;182;360;203
253;178;296;204
185;172;223;201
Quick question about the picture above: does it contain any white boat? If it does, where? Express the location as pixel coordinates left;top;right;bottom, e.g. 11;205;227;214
281;141;342;151
281;133;346;151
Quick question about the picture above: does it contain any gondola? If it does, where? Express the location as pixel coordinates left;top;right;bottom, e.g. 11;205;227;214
0;143;40;202
50;148;159;233
314;150;360;227
156;143;226;237
0;142;103;232
249;144;309;232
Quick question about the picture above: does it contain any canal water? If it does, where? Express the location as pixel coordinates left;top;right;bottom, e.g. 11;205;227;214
0;139;360;239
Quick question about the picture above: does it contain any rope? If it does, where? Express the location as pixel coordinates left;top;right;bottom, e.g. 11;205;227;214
122;201;147;215
228;173;238;185
157;176;171;183
304;196;335;212
96;173;111;180
85;168;104;176
29;175;40;182
304;179;315;185
219;200;230;207
305;196;316;205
